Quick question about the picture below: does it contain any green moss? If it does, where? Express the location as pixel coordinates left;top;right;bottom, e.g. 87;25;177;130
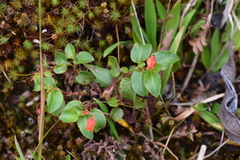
61;7;70;17
11;0;22;10
110;10;121;22
78;0;87;9
23;40;34;50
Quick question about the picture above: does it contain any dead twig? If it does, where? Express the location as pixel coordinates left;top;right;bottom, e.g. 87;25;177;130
203;139;229;159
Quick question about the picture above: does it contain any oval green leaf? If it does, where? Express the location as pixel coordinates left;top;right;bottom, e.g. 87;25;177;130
55;52;70;65
74;51;94;64
46;90;64;113
144;69;161;98
131;70;148;97
85;64;114;86
65;43;76;59
75;71;94;85
91;108;106;132
107;97;119;107
120;77;136;101
54;64;68;74
153;51;179;70
63;100;83;113
59;109;79;123
130;43;152;63
110;108;123;122
77;115;94;139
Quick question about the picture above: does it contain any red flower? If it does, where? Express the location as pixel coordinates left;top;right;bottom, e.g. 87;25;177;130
147;55;156;70
85;116;96;132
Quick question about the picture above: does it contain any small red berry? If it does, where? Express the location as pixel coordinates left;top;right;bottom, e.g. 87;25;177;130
85;116;96;132
147;55;156;70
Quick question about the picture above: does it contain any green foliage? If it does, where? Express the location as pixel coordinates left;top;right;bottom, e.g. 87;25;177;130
23;40;34;50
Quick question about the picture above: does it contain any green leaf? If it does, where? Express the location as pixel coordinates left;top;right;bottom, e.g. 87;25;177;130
65;154;71;160
145;0;157;50
110;108;123;121
201;46;211;69
93;98;109;113
55;52;70;65
107;97;119;107
14;135;25;160
144;69;161;98
211;103;220;114
46;90;64;113
91;108;106;132
108;56;121;77
65;43;76;59
77;115;94;139
74;51;94;64
130;6;143;44
130;43;152;63
134;96;145;109
212;46;230;72
196;103;207;111
75;71;94;85
54;64;68;74
85;64;114;86
211;28;220;61
193;106;224;131
121;67;128;73
165;0;181;43
63;100;83;112
51;100;65;116
161;27;184;94
182;9;196;29
155;0;166;19
131;70;148;97
103;41;132;57
93;98;120;141
44;70;52;77
120;77;136;101
199;110;224;131
233;30;240;50
190;20;205;36
60;109;79;123
153;51;179;70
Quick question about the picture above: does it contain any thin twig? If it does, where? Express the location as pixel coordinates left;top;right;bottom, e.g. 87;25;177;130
180;51;200;94
2;69;11;82
203;139;229;159
38;0;45;158
155;142;178;160
115;25;120;64
162;125;176;155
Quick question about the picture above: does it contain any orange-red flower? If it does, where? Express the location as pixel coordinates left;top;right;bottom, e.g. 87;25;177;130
147;55;156;70
85;116;96;132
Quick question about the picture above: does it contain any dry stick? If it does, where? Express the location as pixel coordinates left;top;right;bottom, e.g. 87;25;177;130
2;69;11;82
38;0;45;159
157;0;172;51
197;144;207;160
155;142;179;160
181;0;214;94
203;139;229;159
115;25;120;65
162;125;177;157
180;52;200;94
179;0;198;28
